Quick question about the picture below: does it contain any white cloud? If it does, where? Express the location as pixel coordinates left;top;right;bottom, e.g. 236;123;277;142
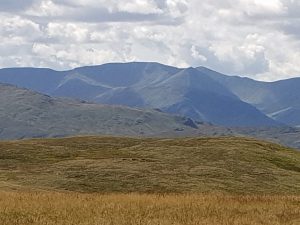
241;0;287;16
0;0;300;80
26;0;65;16
46;22;89;42
117;0;163;14
0;15;41;40
191;46;207;62
166;0;188;17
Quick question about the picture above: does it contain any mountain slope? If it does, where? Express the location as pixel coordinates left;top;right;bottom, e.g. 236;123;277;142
0;83;199;139
0;63;279;127
94;67;277;126
139;67;276;126
198;67;300;126
0;136;299;194
0;67;64;93
1;84;300;150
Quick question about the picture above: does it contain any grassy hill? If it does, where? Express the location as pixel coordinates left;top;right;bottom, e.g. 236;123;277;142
0;136;299;194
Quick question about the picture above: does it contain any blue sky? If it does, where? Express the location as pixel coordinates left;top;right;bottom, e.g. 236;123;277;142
1;0;300;81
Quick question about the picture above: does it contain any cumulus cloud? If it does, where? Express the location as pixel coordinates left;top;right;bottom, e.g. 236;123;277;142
117;0;163;14
0;0;300;80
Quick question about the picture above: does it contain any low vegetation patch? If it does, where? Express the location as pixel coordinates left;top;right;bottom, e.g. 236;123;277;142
0;136;299;194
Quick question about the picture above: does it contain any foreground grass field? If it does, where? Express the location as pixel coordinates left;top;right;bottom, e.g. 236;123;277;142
0;136;299;224
0;136;300;194
0;192;299;225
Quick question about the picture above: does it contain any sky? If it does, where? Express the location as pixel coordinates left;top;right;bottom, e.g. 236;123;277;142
1;0;300;81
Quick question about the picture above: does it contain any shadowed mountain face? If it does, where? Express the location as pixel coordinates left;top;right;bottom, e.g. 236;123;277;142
0;83;201;140
198;67;300;127
0;62;280;127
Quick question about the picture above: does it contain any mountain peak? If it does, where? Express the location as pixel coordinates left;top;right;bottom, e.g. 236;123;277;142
0;62;295;127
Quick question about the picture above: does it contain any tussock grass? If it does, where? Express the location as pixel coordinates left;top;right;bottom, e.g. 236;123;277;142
0;136;299;194
0;192;299;225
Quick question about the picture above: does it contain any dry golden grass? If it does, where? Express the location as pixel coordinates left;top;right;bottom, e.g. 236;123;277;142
0;192;299;225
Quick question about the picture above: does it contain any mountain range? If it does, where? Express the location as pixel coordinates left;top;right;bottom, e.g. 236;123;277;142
198;67;300;127
0;83;202;140
0;63;300;148
1;62;299;127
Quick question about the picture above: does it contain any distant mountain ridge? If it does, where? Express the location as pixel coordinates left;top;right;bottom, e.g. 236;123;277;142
2;82;300;150
198;67;300;127
0;62;299;127
0;83;201;140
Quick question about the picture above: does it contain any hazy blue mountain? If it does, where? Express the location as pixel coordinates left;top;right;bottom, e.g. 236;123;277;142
0;62;284;127
132;67;276;126
2;83;300;150
198;67;300;126
0;68;64;93
0;83;201;140
73;62;180;87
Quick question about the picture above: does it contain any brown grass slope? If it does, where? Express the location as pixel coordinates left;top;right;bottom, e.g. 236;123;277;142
0;136;299;194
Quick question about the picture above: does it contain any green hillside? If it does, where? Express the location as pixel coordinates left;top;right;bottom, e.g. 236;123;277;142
0;136;299;194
